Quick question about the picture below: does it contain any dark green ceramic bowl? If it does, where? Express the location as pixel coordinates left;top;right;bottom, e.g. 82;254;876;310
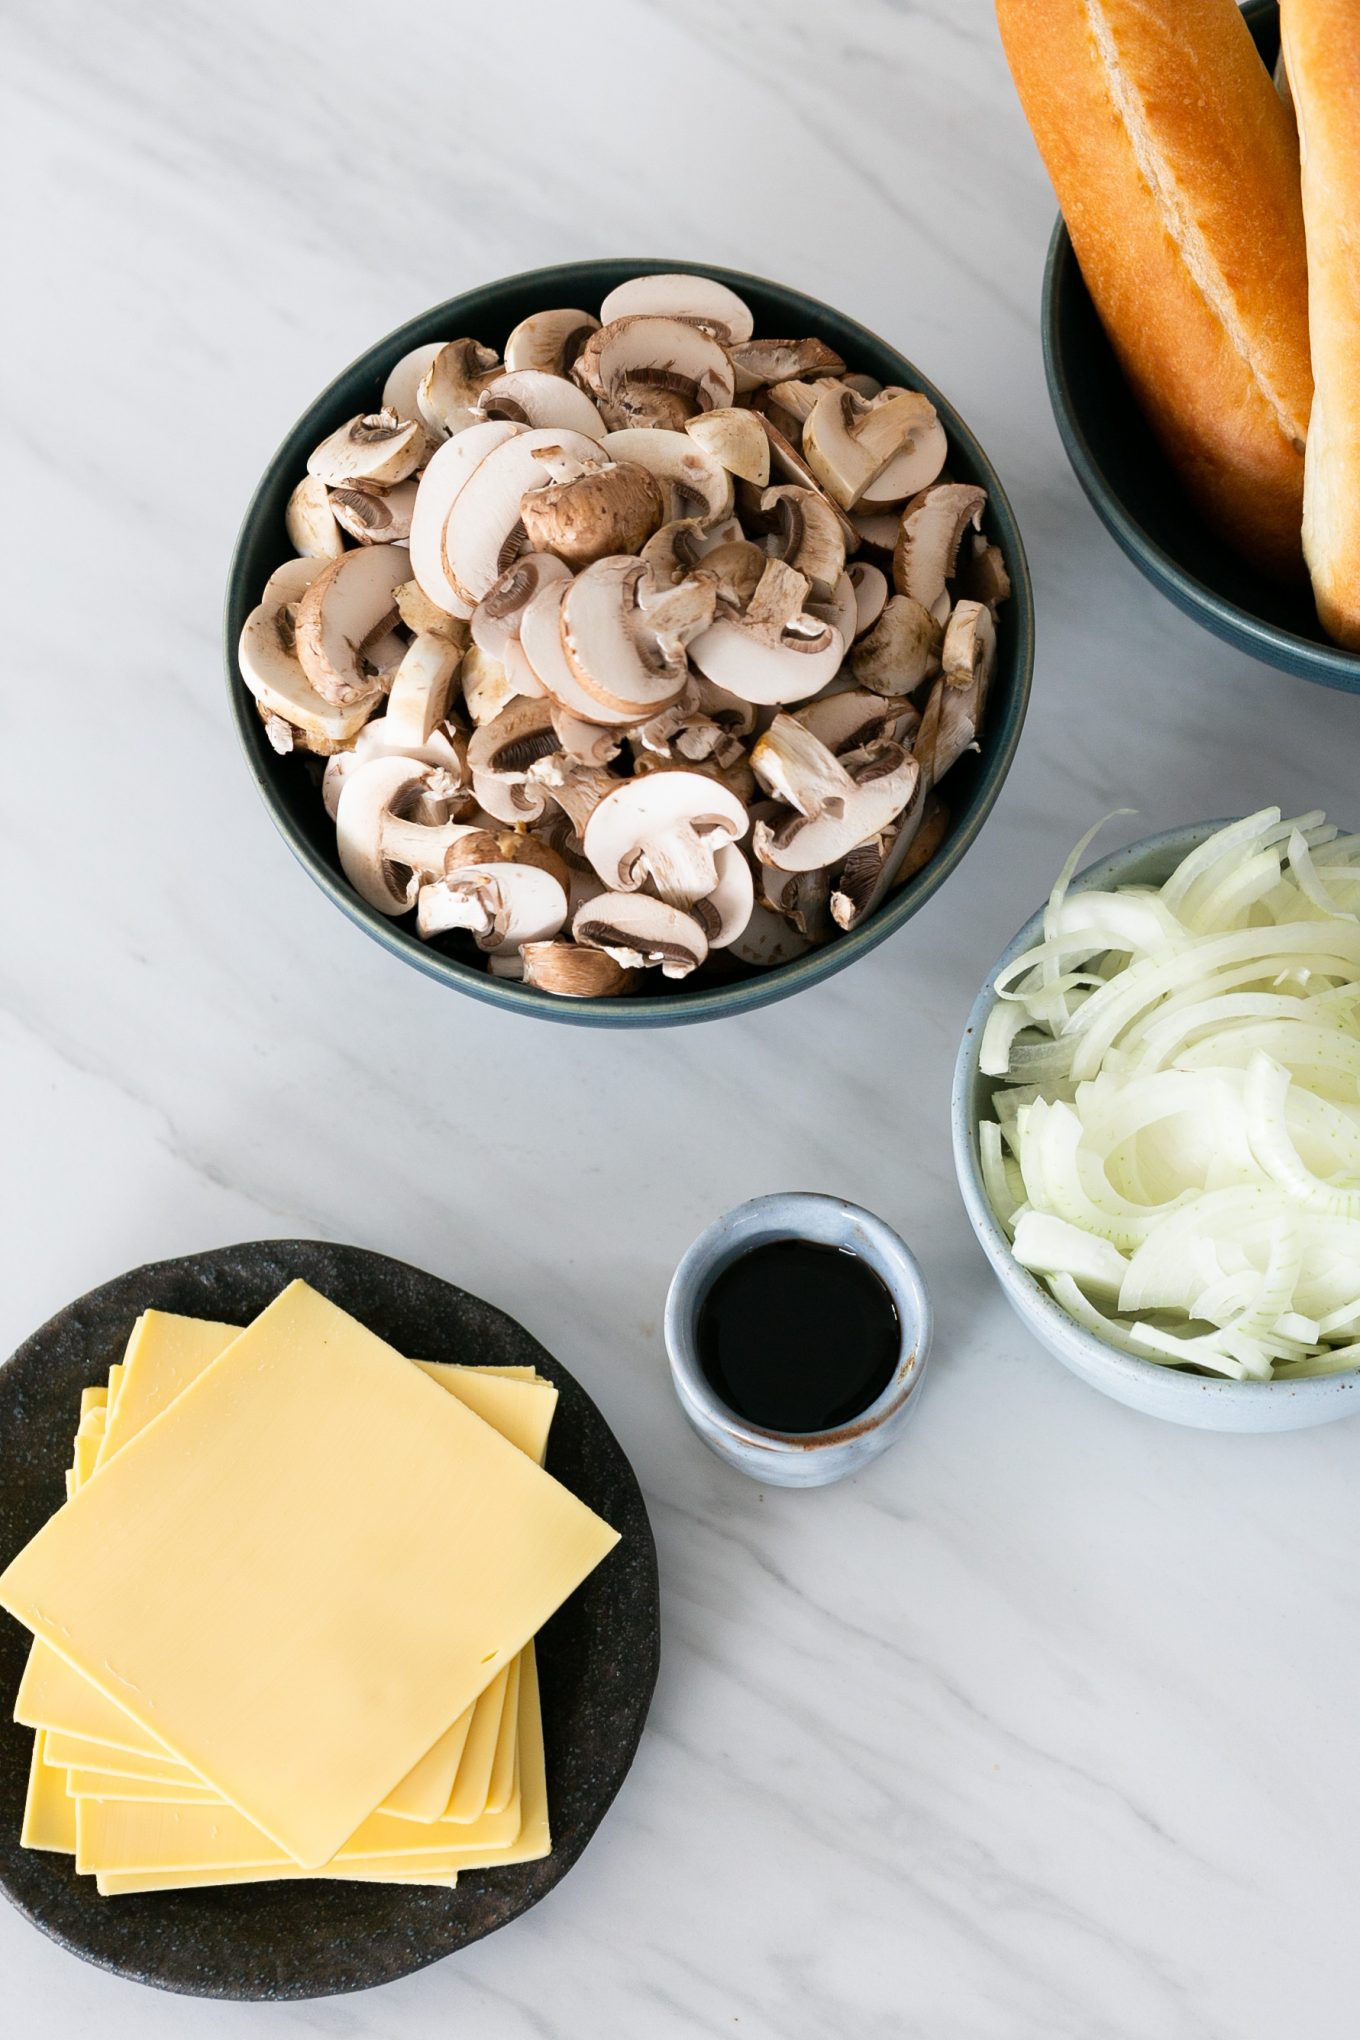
1042;0;1360;696
225;258;1034;1026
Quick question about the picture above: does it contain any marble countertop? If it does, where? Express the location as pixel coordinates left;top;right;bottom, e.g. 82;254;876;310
5;1;1359;2033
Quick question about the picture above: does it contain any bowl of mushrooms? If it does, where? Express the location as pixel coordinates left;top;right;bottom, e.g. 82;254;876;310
227;260;1033;1024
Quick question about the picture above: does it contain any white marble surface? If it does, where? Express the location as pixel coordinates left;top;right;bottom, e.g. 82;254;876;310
4;1;1360;2032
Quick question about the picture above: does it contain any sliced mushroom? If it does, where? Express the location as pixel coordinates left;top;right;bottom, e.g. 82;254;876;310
582;769;749;908
519;459;664;569
640;516;744;587
417;837;568;954
752;414;858;551
586;317;736;431
685;408;770;486
384;633;463;748
893;482;987;623
550;704;623;766
601;427;734;526
893;791;950;888
408;419;522;615
527;752;619;835
520;941;635;997
808;569;857;649
691;840;755;949
759;861;833;943
689;557;843;705
829;778;928;931
632;673;756;766
760;484;846;600
475;369;607;441
441;426;603;607
322;716;469;822
503;308;600;378
758;376;832;438
417;339;500;439
336;754;476;915
293;544;410;705
239;557;382;751
382;342;445;423
728;337;845;394
598;273;754;344
727;901;814;967
466;696;559;824
285;474;344;559
396;578;467;643
573;892;708;979
803;385;946;510
955;535;1012;611
470;552;572;661
752;720;921;873
913;599;995;787
328;477;419;545
307;410;424;489
848;560;889;638
460;641;521;726
796;688;914;757
518;579;640;729
848;507;903;554
850;593;943;696
559;556;704;717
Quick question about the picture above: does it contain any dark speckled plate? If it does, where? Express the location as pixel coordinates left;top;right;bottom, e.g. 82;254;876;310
0;1241;659;2000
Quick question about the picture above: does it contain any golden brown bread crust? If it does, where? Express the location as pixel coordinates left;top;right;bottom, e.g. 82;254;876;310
1280;0;1360;647
996;0;1312;580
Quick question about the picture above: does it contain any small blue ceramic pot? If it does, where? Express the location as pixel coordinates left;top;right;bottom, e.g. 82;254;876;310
1042;0;1360;695
225;257;1033;1027
952;820;1360;1431
664;1192;932;1486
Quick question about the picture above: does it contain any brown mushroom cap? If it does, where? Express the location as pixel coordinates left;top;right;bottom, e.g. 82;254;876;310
520;460;664;570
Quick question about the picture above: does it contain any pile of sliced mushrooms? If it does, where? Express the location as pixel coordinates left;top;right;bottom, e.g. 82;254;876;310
239;273;1011;997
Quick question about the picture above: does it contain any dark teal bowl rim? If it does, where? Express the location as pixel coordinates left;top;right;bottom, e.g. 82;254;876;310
225;257;1034;1027
1040;0;1360;697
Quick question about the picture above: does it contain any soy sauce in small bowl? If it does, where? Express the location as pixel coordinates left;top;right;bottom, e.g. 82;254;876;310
665;1193;932;1488
696;1239;901;1434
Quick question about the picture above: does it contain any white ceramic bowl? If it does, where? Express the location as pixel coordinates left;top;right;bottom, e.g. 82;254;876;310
664;1193;932;1485
951;821;1360;1433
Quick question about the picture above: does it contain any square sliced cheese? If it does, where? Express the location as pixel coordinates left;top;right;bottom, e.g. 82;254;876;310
1;1281;614;1868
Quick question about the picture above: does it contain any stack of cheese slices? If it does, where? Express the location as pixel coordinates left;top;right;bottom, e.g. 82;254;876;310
1;1281;619;1894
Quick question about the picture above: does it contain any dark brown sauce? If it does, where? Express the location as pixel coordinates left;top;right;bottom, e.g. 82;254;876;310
697;1239;900;1434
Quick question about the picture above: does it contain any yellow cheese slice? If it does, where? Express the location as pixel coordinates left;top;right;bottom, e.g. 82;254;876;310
66;1769;219;1805
22;1734;77;1853
78;1387;107;1418
41;1732;196;1782
97;1865;460;1893
96;1312;240;1465
2;1281;615;1869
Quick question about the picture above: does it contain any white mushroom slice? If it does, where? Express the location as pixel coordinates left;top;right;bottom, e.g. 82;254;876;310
751;714;859;819
598;273;754;344
441;426;603;607
417;856;567;955
850;593;943;696
914;599;996;787
692;840;755;949
830;777;929;931
551;706;623;767
470;553;571;662
293;544;410;706
893;482;987;624
685;408;770;486
285;474;344;559
808;568;857;647
238;567;381;752
591;317;736;431
955;535;1012;611
803;386;945;510
572;891;709;979
382;342;445;422
728;337;845;394
849;560;889;638
503;308;600;377
632;674;755;766
559;557;694;717
752;724;921;873
796;689;910;757
323;717;469;821
754;415;858;551
519;941;634;998
518;580;639;728
395;578;467;643
503;636;548;702
466;696;559;825
848;507;903;553
728;900;814;967
760;486;847;600
582;769;748;910
408;419;522;615
328;477;419;545
762;377;834;435
519;460;664;570
417;339;500;439
384;633;462;748
640;516;743;587
307;410;425;489
336;755;475;915
695;535;767;607
688;557;843;706
759;861;833;942
601;428;734;526
475;370;606;441
460;642;513;726
527;753;619;834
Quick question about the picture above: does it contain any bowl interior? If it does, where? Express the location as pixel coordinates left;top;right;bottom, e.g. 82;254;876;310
953;820;1360;1408
1042;0;1360;696
226;257;1033;1027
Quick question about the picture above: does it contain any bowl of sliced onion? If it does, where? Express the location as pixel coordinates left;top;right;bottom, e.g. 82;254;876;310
953;808;1360;1430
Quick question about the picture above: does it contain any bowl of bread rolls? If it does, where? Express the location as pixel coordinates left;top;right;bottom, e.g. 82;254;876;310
998;0;1360;694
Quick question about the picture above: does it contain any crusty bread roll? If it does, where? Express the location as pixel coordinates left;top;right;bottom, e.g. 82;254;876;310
1280;0;1360;647
996;0;1313;580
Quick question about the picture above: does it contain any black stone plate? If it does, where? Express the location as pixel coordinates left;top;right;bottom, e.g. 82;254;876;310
0;1241;660;2000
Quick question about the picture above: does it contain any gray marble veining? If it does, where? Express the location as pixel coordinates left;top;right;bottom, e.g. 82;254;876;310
3;1;1360;2033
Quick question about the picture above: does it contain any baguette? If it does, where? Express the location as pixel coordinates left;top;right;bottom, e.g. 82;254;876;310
1280;0;1360;647
996;0;1313;580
